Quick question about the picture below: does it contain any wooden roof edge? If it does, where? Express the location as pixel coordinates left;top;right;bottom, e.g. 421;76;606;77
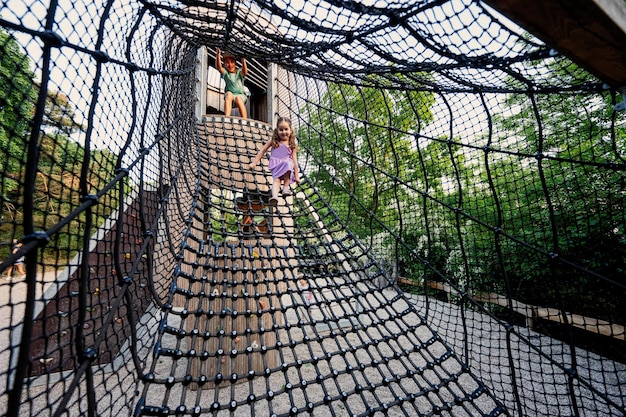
483;0;626;89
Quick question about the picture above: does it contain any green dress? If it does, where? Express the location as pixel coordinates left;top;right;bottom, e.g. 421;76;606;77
222;69;247;103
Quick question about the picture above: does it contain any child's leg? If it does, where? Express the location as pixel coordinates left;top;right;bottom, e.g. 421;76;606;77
272;178;281;199
268;178;280;206
281;172;292;195
234;96;248;118
224;92;234;116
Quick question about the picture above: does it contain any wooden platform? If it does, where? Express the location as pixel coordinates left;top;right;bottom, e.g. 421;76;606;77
168;116;297;388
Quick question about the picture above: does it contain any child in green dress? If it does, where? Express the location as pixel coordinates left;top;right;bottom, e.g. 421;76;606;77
216;48;248;118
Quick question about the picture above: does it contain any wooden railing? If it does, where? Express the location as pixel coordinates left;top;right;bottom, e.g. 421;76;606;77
398;277;625;341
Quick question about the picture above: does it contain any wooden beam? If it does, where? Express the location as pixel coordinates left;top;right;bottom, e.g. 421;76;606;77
534;307;626;341
398;277;626;340
483;0;626;88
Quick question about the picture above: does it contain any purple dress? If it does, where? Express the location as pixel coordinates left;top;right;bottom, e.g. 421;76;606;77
268;143;295;182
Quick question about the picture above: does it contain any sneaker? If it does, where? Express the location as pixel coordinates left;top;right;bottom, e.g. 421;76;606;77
282;187;292;196
268;197;278;206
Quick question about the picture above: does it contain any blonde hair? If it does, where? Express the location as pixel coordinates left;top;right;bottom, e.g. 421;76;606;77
271;116;297;150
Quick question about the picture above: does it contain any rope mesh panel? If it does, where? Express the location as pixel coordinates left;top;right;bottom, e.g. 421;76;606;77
1;1;625;416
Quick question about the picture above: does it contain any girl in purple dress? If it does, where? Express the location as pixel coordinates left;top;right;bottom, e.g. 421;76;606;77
250;116;300;205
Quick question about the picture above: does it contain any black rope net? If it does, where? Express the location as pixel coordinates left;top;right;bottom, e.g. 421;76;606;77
1;0;625;416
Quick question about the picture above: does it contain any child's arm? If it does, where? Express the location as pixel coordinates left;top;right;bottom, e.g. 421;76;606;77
292;148;300;183
216;48;224;75
241;58;248;77
250;139;272;169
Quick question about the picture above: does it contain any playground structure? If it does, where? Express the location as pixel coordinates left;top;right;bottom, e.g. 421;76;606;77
1;1;625;416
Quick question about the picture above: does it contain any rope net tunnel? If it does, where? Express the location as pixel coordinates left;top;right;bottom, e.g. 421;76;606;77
0;0;625;416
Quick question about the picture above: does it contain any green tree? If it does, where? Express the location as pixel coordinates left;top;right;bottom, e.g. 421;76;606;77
37;88;87;178
41;89;85;135
0;28;87;195
473;62;626;321
298;80;436;239
0;29;36;177
0;28;118;263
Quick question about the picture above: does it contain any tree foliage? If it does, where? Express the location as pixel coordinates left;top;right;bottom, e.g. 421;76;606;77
298;81;436;238
482;62;626;319
298;64;625;325
0;29;37;176
0;27;119;263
